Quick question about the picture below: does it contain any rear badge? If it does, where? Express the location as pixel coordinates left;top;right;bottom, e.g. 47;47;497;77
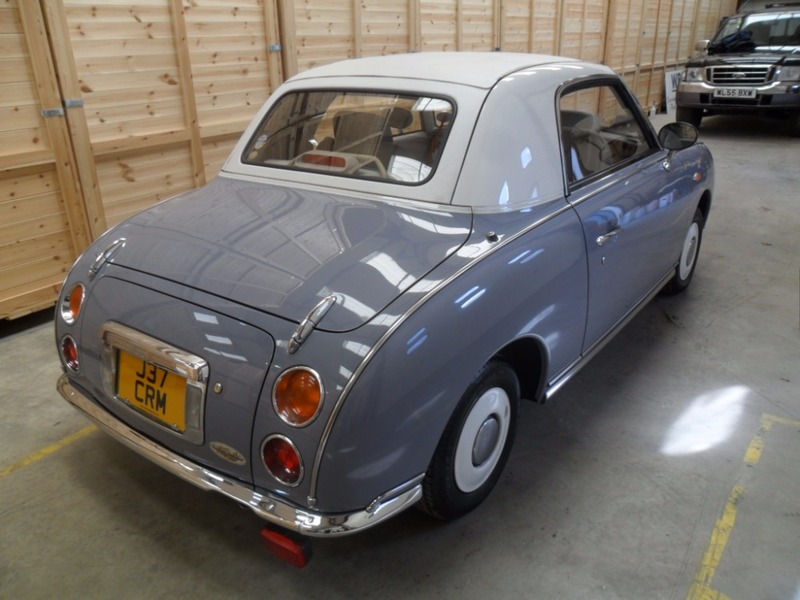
210;442;246;465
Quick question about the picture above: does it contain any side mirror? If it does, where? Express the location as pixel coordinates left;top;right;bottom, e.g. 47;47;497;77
695;39;710;52
659;122;699;151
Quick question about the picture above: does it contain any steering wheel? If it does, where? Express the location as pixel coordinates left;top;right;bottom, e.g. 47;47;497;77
349;154;388;178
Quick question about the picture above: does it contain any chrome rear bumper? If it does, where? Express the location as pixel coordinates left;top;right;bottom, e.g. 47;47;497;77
57;374;422;537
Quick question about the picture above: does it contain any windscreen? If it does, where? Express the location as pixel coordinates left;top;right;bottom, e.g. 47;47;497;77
714;13;800;49
243;91;455;185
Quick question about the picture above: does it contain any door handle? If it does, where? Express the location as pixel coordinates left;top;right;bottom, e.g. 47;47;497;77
596;228;620;246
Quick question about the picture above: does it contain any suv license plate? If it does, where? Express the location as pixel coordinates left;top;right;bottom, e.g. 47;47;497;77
713;87;757;99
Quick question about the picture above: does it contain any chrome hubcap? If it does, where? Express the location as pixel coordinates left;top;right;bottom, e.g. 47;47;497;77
472;417;500;466
454;387;510;493
679;222;700;280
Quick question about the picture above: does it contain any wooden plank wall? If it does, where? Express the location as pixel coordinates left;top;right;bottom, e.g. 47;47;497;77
287;0;736;106
1;0;281;319
1;0;91;319
2;0;737;319
56;0;280;227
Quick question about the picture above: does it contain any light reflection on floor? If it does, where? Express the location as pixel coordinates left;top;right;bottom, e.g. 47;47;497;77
660;385;749;456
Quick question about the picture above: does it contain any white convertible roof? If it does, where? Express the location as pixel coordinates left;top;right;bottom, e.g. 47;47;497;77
226;52;614;206
288;52;583;89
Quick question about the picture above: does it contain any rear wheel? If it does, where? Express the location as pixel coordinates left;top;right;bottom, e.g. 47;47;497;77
676;106;703;129
419;360;519;520
663;208;704;295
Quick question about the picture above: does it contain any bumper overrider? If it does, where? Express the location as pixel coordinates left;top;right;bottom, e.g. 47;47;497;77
57;374;423;537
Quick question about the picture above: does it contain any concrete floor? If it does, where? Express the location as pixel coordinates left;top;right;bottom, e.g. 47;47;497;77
1;113;799;600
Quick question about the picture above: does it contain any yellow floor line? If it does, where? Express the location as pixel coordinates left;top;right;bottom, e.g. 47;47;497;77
762;413;800;429
685;412;800;600
0;425;96;479
685;484;744;600
746;414;800;465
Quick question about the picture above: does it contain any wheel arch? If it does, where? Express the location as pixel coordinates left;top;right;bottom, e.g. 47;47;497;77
697;189;712;225
495;335;549;403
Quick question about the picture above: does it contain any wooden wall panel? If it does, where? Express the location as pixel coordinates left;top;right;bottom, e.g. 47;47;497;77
604;0;643;72
293;0;356;71
604;0;737;110
202;138;235;181
1;0;742;319
285;0;737;85
58;1;193;230
96;145;195;225
289;0;416;69
0;15;50;159
179;0;277;180
0;0;89;319
52;0;279;225
361;0;411;57
183;0;273;136
560;0;606;61
0;168;73;304
64;3;182;144
419;0;458;51
2;0;283;318
528;1;560;55
460;0;496;51
499;0;531;52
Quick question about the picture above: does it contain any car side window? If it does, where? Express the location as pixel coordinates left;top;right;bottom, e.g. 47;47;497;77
559;84;654;185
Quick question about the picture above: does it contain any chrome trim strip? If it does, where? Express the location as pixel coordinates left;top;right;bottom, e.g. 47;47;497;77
565;153;668;207
309;202;575;501
57;374;423;537
544;268;675;401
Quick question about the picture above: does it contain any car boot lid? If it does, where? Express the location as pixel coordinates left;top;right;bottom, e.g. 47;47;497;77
101;176;471;332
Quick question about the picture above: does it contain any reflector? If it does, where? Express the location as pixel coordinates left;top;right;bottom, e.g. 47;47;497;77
260;526;313;568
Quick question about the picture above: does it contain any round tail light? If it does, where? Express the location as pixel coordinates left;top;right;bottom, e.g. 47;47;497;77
60;335;80;373
273;367;323;427
60;283;85;324
262;435;303;486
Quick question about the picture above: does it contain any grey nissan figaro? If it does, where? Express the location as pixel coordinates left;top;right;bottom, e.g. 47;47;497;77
56;52;713;564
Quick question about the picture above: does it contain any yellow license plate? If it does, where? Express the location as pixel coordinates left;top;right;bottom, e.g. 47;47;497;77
116;350;187;432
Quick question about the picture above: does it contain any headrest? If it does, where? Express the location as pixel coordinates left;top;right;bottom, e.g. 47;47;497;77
388;107;413;130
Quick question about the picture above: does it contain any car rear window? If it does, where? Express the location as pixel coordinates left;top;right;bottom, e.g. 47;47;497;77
243;91;455;185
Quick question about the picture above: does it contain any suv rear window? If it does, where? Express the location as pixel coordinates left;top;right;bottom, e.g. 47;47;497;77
243;91;454;185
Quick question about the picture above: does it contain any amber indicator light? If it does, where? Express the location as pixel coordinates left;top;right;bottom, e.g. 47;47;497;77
273;368;323;426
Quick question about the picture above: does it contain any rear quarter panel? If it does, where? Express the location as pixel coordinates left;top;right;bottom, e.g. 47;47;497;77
314;200;587;512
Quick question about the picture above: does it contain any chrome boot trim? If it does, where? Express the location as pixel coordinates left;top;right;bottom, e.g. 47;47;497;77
88;238;126;281
288;294;337;354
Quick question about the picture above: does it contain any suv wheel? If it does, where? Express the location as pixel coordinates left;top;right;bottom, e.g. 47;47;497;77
791;111;800;137
676;106;702;129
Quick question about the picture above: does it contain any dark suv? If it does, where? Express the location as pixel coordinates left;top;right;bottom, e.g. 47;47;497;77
676;1;800;134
